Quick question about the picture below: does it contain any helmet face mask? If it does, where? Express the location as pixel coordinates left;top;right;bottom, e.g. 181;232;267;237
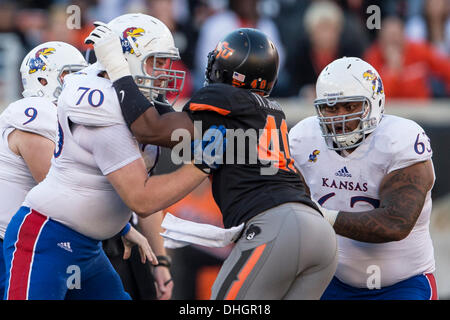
205;28;279;97
107;13;185;107
20;42;88;103
315;96;376;150
314;57;385;151
53;64;89;98
204;50;220;85
135;53;185;104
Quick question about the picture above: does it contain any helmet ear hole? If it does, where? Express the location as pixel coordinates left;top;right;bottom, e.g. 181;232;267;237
38;77;48;86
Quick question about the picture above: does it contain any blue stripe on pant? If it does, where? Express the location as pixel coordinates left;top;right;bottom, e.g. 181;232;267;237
3;206;131;300
321;274;436;300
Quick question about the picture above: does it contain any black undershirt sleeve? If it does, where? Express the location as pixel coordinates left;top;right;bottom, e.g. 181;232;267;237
112;76;154;128
153;94;175;115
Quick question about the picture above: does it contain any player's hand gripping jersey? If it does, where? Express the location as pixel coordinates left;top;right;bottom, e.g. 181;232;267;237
23;65;157;240
183;83;316;228
289;115;435;288
0;97;56;238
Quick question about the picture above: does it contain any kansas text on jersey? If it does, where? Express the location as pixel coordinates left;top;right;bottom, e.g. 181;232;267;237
289;115;435;288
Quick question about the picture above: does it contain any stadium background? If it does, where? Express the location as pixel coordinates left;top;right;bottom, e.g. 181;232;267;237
0;0;449;299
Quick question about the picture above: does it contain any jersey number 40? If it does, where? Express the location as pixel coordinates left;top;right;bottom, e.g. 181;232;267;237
258;115;296;173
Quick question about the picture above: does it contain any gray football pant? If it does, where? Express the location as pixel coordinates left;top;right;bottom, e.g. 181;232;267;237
211;202;338;300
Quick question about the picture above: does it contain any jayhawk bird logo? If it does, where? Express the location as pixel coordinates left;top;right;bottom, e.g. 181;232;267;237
28;47;56;74
121;27;145;54
363;70;384;96
308;150;320;162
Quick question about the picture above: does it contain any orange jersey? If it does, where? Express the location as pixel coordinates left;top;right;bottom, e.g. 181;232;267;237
364;41;450;99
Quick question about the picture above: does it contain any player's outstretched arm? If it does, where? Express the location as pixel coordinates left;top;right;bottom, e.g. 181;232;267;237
114;76;195;148
137;213;173;300
331;160;434;243
9;130;54;182
130;103;195;148
107;159;208;218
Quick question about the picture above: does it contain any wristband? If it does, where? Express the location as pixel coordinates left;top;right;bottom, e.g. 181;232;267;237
119;222;131;236
113;76;154;128
155;255;172;268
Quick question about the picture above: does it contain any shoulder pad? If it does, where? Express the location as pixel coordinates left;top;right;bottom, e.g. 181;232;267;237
374;115;432;172
59;73;125;126
1;97;57;142
289;116;321;166
183;84;254;116
289;116;319;141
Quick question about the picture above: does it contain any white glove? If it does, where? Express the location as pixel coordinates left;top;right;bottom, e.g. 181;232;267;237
85;21;131;82
312;199;339;226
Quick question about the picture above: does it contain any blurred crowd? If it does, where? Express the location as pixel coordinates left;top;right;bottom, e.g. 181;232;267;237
0;0;449;100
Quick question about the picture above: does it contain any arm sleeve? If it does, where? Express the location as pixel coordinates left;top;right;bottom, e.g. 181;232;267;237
74;123;142;175
113;76;154;128
154;95;175;115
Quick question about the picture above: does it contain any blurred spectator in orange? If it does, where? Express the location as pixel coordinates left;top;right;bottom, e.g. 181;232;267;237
164;179;232;299
193;0;285;91
405;0;450;55
284;0;367;99
364;16;450;99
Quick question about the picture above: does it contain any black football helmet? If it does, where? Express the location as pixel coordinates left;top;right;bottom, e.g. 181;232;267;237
205;28;279;96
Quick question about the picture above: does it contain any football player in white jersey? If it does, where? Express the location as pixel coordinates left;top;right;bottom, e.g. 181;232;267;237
0;41;89;298
1;33;198;299
289;57;437;300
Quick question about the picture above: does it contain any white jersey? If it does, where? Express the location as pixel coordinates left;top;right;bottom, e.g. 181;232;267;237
0;97;57;239
289;115;435;288
24;68;144;240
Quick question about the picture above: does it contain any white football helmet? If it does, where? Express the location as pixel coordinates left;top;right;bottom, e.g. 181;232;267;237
314;57;385;150
106;13;185;107
20;41;88;103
